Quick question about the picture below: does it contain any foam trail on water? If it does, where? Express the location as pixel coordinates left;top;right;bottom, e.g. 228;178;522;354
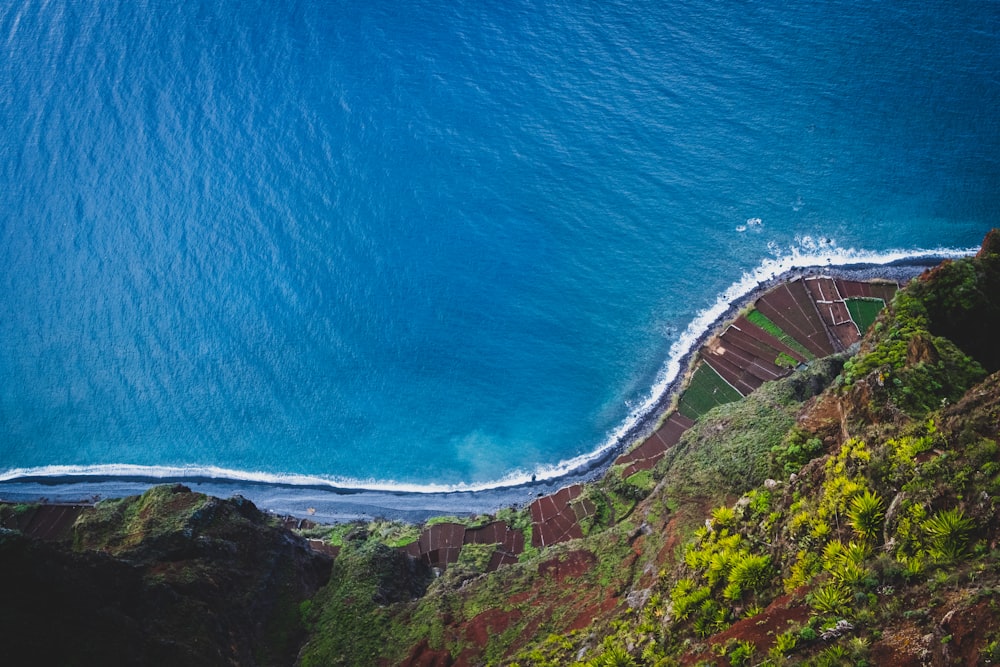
594;241;978;469
0;244;977;495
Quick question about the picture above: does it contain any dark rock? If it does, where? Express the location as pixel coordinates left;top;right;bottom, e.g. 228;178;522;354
0;486;333;666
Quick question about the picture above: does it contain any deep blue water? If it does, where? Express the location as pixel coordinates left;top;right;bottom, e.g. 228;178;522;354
1;0;998;490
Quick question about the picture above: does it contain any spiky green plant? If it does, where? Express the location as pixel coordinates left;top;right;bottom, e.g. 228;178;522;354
711;504;737;528
729;552;772;595
847;489;885;543
692;599;729;638
671;581;710;621
772;630;798;655
722;581;743;601
808;583;852;616
728;640;756;666
588;645;637;667
813;644;852;666
922;508;974;564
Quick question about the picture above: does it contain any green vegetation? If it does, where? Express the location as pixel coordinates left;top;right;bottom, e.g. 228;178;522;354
498;242;1000;665
624;469;656;496
73;484;211;553
300;539;407;666
746;308;816;360
845;297;885;333
846;489;885;543
840;285;986;416
770;428;825;478
658;358;842;503
775;351;800;369
676;362;744;419
921;508;974;564
13;235;1000;666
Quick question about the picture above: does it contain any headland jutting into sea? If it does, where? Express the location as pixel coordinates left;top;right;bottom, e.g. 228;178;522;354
0;247;977;523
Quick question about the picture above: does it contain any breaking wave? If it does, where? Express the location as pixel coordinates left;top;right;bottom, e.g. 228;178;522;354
0;243;977;496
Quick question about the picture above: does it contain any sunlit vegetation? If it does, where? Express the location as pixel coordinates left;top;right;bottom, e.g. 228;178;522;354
746;308;816;360
291;238;1000;666
845;297;885;333
676;362;744;419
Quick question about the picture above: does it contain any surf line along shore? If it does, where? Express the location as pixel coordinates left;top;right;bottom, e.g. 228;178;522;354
0;256;959;525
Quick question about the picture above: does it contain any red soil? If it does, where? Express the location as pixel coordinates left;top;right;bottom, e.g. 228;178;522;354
0;504;86;542
681;594;809;666
530;484;591;548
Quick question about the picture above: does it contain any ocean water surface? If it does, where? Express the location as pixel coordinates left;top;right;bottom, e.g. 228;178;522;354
1;0;998;492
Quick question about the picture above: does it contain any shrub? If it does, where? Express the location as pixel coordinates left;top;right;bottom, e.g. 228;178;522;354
771;433;824;478
809;584;852;616
847;490;885;543
728;553;772;596
922;508;975;564
588;645;637;667
773;630;798;655
710;504;737;529
785;550;821;592
728;640;756;666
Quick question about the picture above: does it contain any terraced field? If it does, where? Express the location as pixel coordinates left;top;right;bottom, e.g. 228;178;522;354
676;363;744;420
846;297;887;333
387;276;899;565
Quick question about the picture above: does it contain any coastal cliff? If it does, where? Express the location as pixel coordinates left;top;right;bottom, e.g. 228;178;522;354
0;485;333;665
3;230;999;666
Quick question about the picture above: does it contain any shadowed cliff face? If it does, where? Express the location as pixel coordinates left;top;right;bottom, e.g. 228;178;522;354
835;233;1000;426
0;485;332;666
914;229;1000;374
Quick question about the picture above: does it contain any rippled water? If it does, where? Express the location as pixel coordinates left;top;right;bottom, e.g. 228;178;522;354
1;0;998;489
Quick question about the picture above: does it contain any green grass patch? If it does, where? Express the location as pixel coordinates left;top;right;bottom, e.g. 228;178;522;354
775;352;799;369
626;469;655;493
845;297;885;333
425;515;479;527
369;520;422;548
659;359;843;502
678;362;744;420
322;523;362;547
746;309;815;360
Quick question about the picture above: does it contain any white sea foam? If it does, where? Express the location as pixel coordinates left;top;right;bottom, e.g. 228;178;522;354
0;243;978;496
590;241;978;474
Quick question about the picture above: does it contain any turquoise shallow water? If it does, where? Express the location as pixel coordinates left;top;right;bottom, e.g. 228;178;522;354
1;0;998;491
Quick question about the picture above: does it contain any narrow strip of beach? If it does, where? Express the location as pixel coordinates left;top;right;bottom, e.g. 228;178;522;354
0;257;953;524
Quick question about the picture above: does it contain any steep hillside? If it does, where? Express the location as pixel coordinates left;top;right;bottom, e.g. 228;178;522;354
2;232;998;666
0;485;332;665
296;231;1000;667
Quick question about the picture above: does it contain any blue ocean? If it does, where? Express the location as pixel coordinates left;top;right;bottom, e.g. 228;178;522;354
1;0;998;492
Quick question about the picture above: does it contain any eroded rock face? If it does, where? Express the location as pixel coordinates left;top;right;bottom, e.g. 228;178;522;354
0;486;332;666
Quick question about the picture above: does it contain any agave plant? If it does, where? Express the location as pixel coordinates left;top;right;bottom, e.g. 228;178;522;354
847;489;885;543
809;583;852;616
710;504;737;529
728;552;772;595
923;508;975;564
588;645;637;667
